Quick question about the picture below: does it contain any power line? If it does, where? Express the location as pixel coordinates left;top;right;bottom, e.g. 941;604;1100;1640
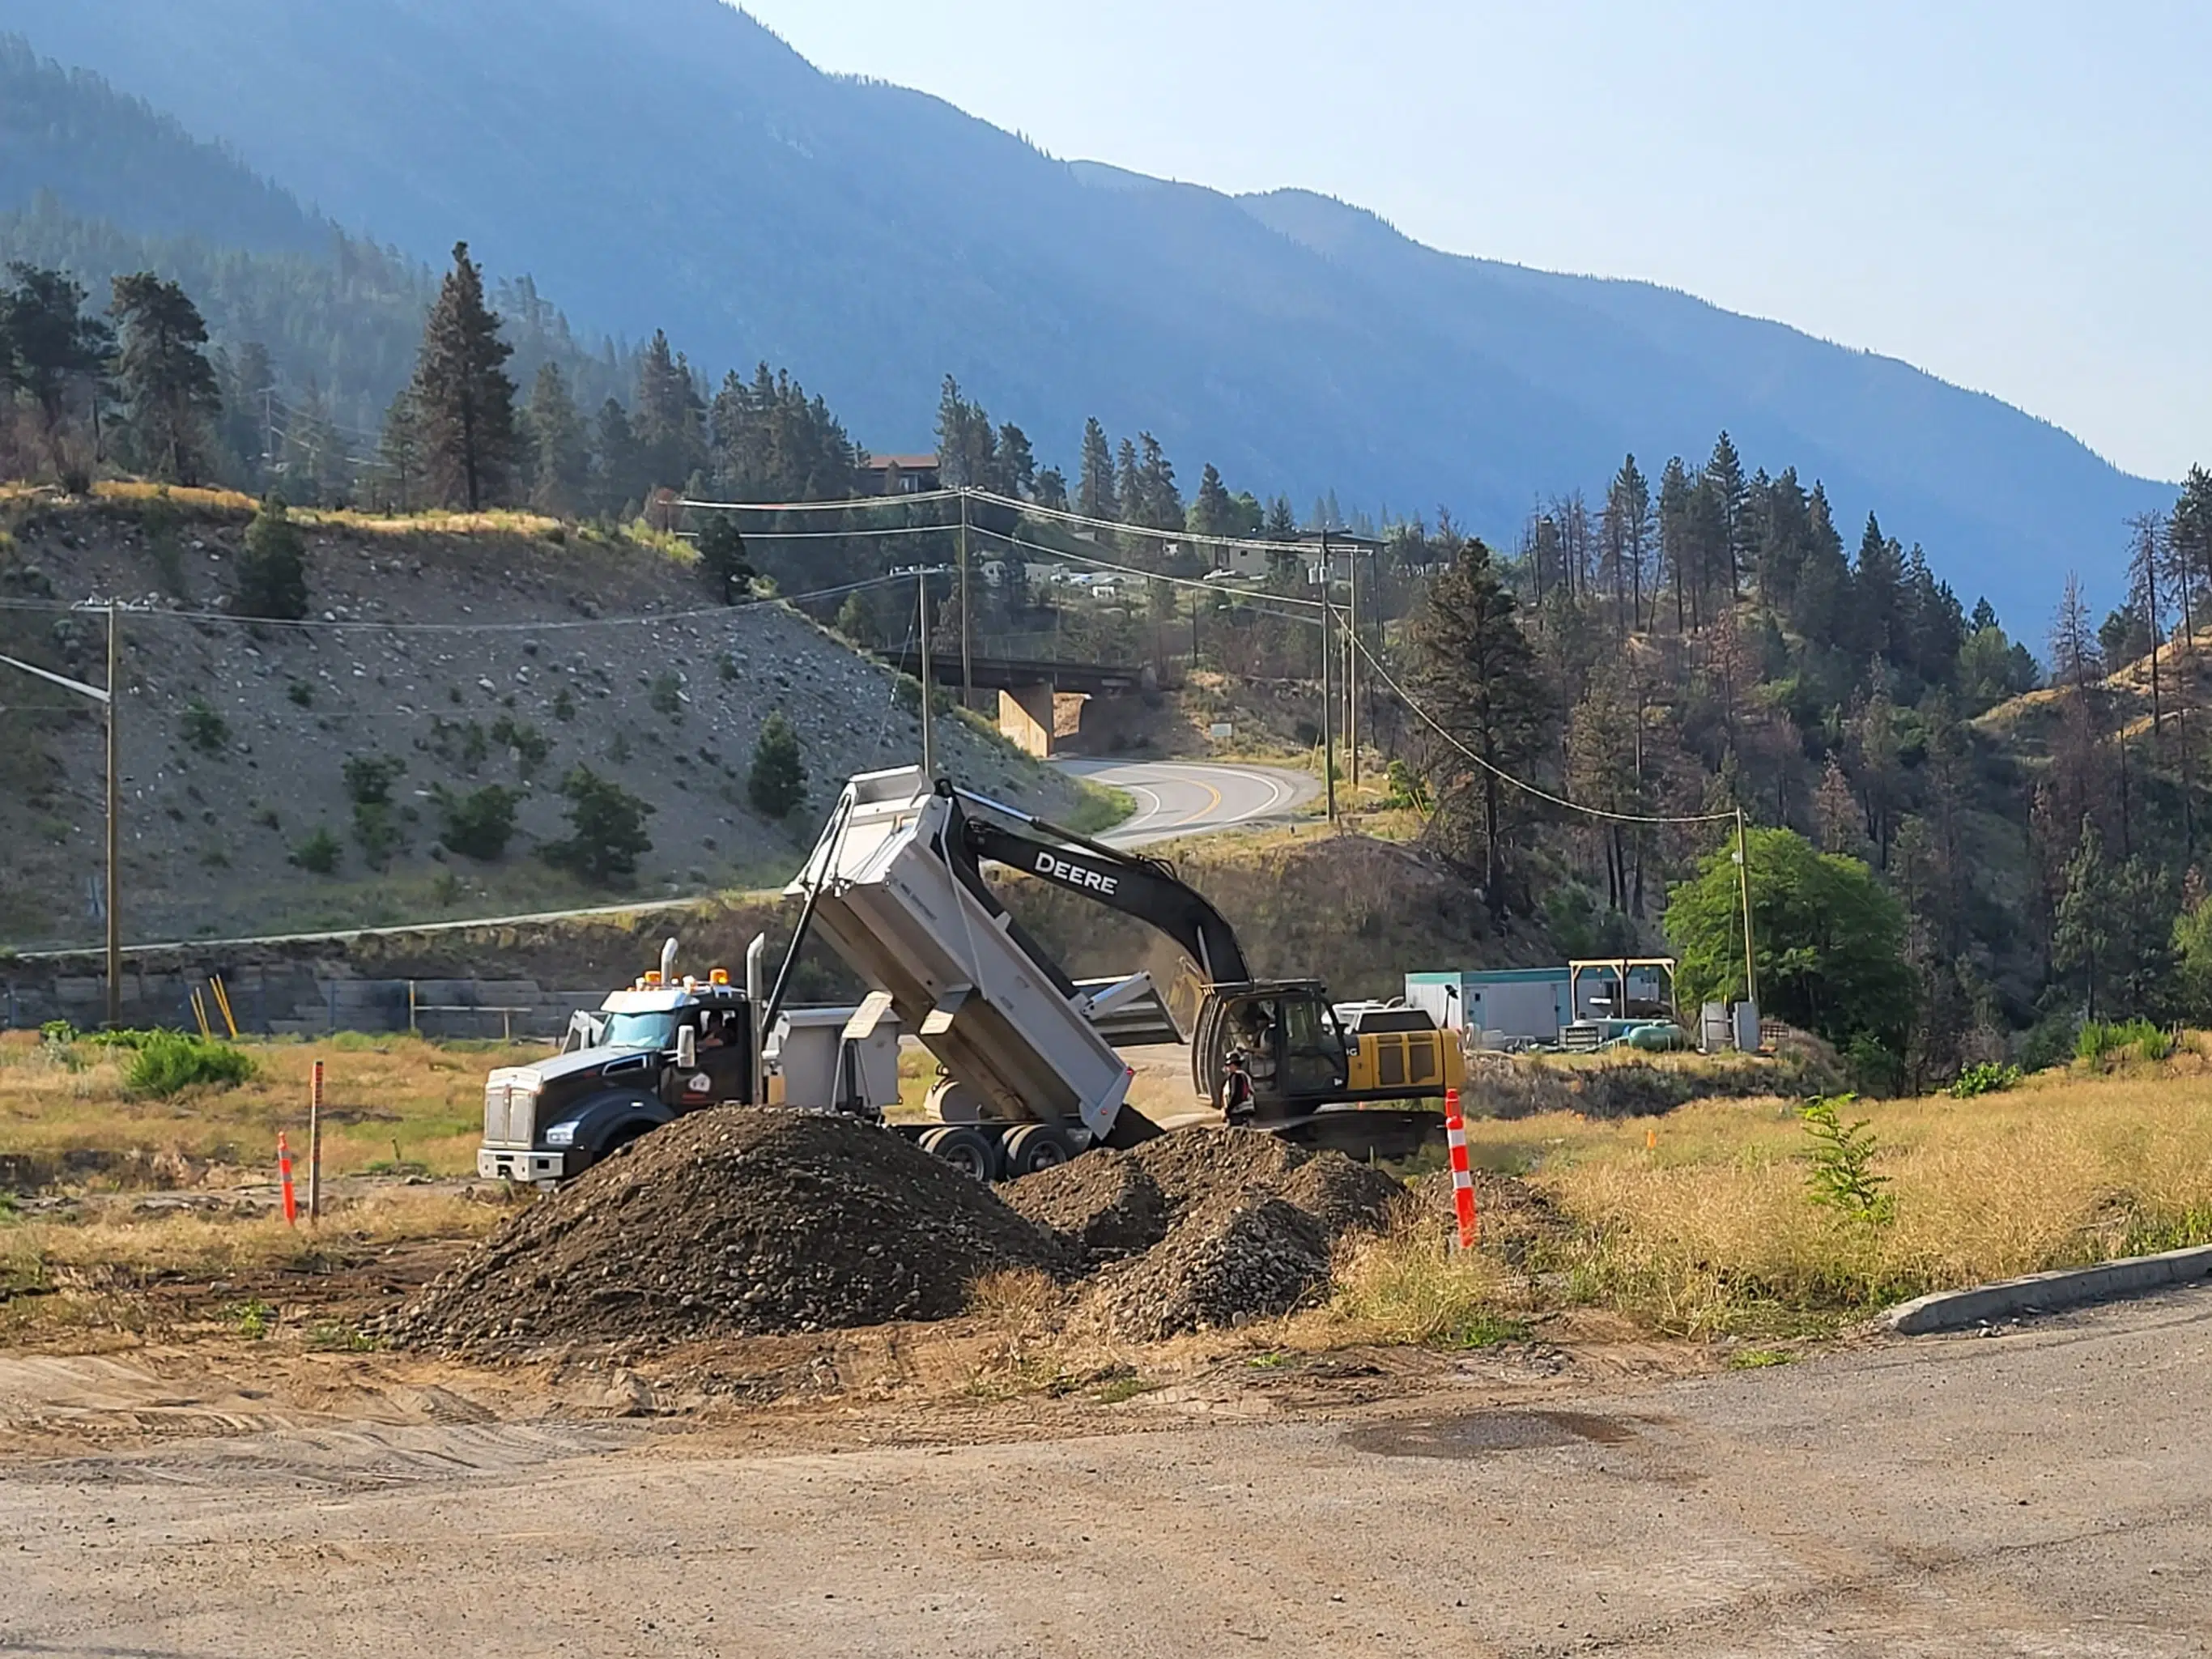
679;488;962;514
962;487;1326;561
1348;631;1734;827
0;572;911;635
969;523;1325;614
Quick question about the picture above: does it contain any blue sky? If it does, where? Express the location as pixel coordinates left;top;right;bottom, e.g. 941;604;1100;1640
739;0;2208;485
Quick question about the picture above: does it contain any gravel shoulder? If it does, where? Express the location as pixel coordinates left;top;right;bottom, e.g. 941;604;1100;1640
4;1286;2208;1655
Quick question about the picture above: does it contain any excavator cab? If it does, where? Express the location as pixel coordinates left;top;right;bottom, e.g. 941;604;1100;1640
1191;981;1460;1123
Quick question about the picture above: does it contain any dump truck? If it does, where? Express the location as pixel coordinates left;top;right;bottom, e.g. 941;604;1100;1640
785;767;1465;1153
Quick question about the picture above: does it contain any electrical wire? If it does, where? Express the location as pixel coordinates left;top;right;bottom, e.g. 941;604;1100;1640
967;522;1325;614
678;488;962;514
1347;630;1734;827
0;572;912;634
961;487;1327;560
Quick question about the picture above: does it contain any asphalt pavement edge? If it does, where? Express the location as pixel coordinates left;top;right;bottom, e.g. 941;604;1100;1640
1884;1244;2212;1334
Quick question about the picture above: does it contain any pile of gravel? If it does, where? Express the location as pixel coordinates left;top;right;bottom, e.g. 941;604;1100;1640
386;1107;1066;1357
1005;1129;1404;1339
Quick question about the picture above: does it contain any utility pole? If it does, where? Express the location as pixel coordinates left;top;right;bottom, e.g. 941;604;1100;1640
1319;527;1336;823
1733;807;1759;1010
917;564;935;781
957;489;973;713
105;600;121;1027
1346;547;1360;793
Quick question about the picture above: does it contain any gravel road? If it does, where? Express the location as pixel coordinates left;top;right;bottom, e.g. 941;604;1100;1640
6;1285;2208;1656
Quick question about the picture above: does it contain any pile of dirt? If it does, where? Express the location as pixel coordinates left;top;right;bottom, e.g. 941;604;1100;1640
1005;1129;1405;1340
385;1107;1065;1357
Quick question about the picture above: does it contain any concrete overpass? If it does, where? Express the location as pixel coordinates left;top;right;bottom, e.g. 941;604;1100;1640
873;644;1147;756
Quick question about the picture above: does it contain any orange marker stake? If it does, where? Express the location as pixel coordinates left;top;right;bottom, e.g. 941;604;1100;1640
1444;1087;1478;1250
278;1131;298;1227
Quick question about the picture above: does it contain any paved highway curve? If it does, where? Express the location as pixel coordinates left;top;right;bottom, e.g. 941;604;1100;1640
1056;758;1321;847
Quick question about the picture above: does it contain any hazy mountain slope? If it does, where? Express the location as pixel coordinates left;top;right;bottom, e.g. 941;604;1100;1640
0;34;325;256
2;0;2166;625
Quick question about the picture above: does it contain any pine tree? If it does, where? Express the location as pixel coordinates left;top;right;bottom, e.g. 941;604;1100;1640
525;361;589;517
1189;462;1236;538
1410;537;1553;915
1657;456;1693;632
376;389;422;513
2127;511;2167;734
410;242;516;511
2050;571;2103;691
592;396;640;517
747;712;807;819
696;513;752;605
1135;432;1180;530
1114;438;1140;527
1076;417;1117;521
235;492;308;620
1853;513;1904;664
1706;430;1751;600
1601;454;1653;633
1032;465;1069;510
993;422;1036;497
932;375;998;488
631;330;704;491
107;272;219;483
2;262;112;464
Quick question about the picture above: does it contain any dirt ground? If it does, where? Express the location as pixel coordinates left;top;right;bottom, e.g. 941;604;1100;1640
4;1287;2207;1656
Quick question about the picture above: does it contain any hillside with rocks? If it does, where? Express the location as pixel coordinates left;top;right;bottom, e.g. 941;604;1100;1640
0;487;1080;949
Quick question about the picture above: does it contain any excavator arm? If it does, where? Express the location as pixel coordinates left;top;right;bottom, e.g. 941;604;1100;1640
950;801;1251;988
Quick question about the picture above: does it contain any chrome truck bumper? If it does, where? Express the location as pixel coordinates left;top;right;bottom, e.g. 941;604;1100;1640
477;1146;569;1182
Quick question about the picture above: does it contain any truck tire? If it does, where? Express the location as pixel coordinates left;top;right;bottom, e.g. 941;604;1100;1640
1001;1122;1075;1176
920;1124;1002;1182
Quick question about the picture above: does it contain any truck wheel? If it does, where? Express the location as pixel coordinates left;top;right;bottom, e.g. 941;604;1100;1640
921;1125;1002;1182
1001;1122;1074;1176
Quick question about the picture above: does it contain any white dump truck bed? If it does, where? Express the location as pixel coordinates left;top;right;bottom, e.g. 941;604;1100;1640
789;768;1136;1138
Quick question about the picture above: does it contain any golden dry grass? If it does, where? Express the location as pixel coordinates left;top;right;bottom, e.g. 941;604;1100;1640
1450;1055;2212;1337
0;1029;547;1182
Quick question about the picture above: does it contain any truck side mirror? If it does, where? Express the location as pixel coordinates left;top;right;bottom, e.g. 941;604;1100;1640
675;1024;698;1070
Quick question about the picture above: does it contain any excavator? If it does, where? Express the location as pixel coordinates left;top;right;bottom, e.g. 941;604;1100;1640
782;768;1463;1162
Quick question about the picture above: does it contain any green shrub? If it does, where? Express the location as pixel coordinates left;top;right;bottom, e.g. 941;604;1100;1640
125;1032;257;1097
180;697;228;754
434;783;519;861
287;679;314;707
1946;1061;2022;1100
649;671;684;719
342;753;405;806
542;765;654;883
1798;1095;1893;1223
2076;1018;2171;1066
490;715;551;776
291;826;341;874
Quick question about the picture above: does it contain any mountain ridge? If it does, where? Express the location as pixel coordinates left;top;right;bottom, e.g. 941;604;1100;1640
0;0;2167;625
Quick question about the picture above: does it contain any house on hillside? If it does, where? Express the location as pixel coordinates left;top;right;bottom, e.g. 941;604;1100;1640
860;453;942;496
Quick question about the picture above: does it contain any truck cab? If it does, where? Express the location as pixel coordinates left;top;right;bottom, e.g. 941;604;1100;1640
478;968;757;1184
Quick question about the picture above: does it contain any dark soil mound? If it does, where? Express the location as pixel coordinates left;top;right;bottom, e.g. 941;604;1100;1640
386;1107;1065;1356
1083;1194;1329;1342
998;1149;1171;1266
1007;1128;1406;1338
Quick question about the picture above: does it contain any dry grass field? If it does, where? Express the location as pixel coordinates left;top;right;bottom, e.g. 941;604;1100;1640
6;1023;2212;1355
